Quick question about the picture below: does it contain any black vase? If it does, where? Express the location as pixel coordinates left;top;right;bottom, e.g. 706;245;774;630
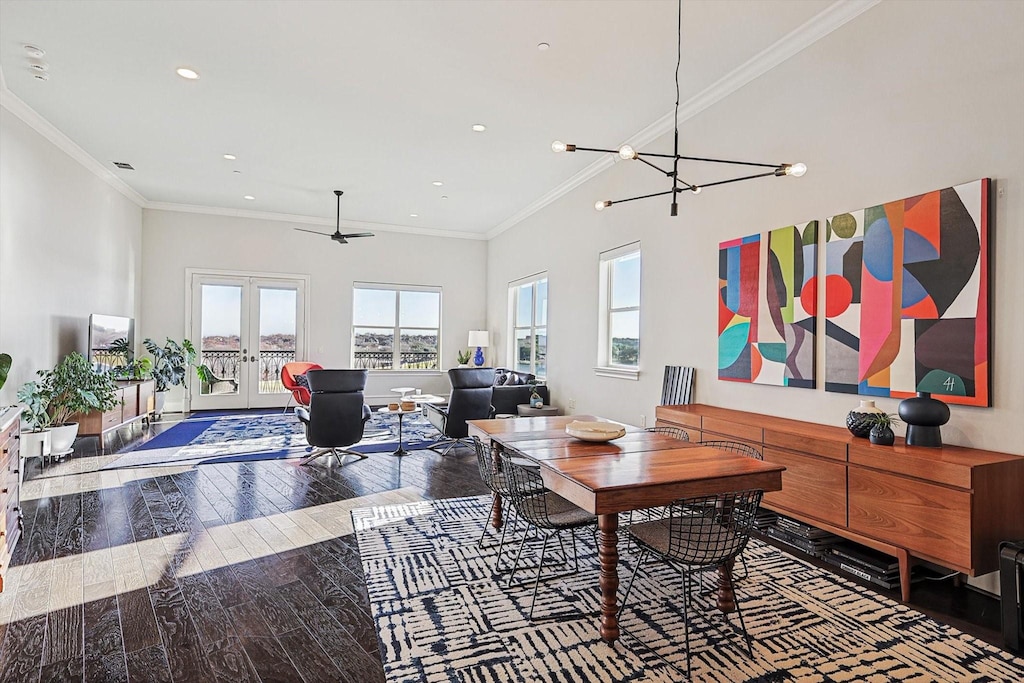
869;423;895;446
846;400;883;438
898;392;950;448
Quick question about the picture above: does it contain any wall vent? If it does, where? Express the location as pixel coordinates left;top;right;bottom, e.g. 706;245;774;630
113;161;134;170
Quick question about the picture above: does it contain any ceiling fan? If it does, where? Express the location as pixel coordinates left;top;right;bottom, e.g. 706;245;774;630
295;190;374;244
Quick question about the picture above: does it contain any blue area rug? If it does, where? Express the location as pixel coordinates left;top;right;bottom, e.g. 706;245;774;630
105;411;442;469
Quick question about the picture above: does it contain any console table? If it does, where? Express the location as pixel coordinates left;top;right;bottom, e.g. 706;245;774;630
74;379;155;449
656;404;1024;601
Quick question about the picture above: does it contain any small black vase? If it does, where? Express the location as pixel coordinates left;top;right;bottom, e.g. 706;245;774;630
898;391;950;448
869;423;895;446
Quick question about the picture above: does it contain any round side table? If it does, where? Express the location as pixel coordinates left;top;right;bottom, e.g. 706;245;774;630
516;404;562;417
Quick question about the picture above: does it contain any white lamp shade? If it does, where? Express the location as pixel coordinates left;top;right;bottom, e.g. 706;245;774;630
467;330;490;348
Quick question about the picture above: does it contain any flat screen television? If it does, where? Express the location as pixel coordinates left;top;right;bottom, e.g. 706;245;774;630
88;314;134;371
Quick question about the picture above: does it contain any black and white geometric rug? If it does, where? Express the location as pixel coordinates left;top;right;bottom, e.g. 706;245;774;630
352;496;1024;682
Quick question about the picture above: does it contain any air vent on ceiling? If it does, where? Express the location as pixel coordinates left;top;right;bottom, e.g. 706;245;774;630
112;162;134;170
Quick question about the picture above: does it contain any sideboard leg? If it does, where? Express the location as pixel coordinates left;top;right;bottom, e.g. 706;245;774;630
898;548;911;602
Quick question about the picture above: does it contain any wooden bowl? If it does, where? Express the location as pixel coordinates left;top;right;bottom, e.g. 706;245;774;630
388;402;400;411
565;420;627;442
400;401;416;411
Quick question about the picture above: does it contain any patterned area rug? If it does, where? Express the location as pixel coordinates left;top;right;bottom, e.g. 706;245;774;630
352;496;1024;682
104;411;442;469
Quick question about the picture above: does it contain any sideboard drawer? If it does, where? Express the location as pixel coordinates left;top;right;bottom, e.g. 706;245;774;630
102;407;123;428
762;447;847;528
849;468;972;569
701;417;762;443
764;429;846;461
849;443;972;489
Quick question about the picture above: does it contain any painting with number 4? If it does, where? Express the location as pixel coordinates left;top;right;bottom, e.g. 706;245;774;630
824;179;990;406
718;221;818;388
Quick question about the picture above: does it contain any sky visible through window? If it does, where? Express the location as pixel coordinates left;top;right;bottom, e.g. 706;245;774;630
201;286;297;336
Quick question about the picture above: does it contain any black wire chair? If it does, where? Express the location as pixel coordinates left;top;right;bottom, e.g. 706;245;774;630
699;440;763;580
619;489;764;678
499;448;597;620
645;425;690;441
629;426;692;531
472;437;541;572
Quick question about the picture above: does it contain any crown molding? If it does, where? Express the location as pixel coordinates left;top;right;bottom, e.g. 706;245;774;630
486;0;882;240
0;78;148;208
144;202;488;241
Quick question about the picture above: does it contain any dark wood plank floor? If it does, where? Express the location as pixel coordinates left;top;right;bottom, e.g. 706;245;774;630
0;412;1006;682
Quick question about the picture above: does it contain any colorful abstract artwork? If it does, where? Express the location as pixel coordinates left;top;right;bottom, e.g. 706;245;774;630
718;221;818;388
824;179;989;406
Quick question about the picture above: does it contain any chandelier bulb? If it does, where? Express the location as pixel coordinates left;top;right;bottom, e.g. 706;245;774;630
691;186;702;194
551;140;567;153
595;200;611;211
618;145;637;160
787;162;807;177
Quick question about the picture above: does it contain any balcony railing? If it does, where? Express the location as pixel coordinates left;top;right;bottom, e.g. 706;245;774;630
200;349;295;394
353;350;437;370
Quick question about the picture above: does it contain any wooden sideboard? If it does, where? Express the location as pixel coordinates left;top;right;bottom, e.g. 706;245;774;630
656;404;1024;601
74;379;155;449
1;407;22;593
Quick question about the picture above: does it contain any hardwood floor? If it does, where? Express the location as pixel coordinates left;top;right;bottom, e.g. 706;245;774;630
0;412;1007;682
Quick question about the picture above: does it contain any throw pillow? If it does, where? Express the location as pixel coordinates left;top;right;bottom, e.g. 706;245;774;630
294;373;310;389
494;372;508;387
506;373;525;386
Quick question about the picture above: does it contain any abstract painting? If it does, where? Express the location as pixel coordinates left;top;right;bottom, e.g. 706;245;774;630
719;221;818;388
824;179;989;406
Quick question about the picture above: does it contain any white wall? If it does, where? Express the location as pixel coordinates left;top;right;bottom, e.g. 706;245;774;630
486;0;1024;455
140;209;487;408
0;105;143;403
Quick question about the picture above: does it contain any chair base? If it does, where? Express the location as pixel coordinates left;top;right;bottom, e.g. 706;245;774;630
428;437;474;456
300;447;367;467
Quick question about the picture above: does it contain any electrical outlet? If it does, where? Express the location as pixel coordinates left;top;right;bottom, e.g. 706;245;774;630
568;397;576;411
640;414;646;427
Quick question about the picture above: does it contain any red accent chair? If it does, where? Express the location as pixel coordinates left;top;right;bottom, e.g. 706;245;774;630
281;362;322;414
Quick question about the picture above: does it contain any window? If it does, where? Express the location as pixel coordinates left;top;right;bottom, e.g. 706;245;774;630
352;284;441;370
597;243;641;378
508;274;548;378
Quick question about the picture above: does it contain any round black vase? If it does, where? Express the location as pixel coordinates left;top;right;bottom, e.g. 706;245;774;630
846;412;875;438
869;423;895;446
898;391;950;448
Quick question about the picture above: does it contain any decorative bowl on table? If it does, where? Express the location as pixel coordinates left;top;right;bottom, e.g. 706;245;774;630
565;421;627;442
400;400;416;411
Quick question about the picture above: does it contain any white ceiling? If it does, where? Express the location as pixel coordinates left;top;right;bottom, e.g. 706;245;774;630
1;0;846;236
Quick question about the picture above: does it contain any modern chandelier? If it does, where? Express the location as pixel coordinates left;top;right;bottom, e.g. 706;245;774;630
551;0;806;216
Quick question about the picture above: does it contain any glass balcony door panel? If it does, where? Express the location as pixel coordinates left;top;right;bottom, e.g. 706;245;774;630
190;273;306;410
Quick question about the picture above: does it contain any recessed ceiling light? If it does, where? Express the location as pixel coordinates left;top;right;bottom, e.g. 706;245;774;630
176;67;200;80
432;181;443;186
23;45;45;58
233;170;242;174
243;195;255;200
472;124;486;132
32;72;50;82
28;62;48;72
409;213;418;218
537;42;550;51
441;195;449;200
223;154;236;160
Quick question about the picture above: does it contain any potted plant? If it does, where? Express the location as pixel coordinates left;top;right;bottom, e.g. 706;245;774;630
0;353;10;392
108;338;152;381
40;352;120;454
456;349;472;368
16;379;52;459
144;338;197;415
868;412;900;446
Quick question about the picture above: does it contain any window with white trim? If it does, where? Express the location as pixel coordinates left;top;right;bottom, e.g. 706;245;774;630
508;274;548;378
352;283;441;370
597;243;641;378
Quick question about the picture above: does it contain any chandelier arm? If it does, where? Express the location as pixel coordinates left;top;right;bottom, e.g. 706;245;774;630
671;176;698;191
608;189;678;206
572;145;622;154
635;156;672;175
694;170;783;190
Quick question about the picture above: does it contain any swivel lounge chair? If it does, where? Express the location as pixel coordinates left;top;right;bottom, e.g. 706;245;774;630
296;369;371;466
424;368;495;455
281;361;322;414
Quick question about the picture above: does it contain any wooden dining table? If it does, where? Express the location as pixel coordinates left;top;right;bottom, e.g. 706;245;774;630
467;414;785;643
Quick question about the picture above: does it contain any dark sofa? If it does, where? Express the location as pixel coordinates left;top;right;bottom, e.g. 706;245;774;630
491;368;549;415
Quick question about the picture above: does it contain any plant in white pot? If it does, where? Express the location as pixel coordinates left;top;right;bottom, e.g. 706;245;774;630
16;378;52;459
37;352;120;455
144;338;197;416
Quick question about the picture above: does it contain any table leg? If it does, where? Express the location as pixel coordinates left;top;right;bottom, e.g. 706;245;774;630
598;513;620;643
392;414;408;457
717;558;736;613
491;492;504;530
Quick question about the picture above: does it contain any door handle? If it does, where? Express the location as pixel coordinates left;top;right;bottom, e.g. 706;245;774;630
250;355;256;362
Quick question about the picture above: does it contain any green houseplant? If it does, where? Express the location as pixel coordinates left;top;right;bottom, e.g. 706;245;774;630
868;412;900;446
16;379;52;458
0;353;11;393
108;337;152;380
144;338;197;414
456;349;472;367
36;352;120;454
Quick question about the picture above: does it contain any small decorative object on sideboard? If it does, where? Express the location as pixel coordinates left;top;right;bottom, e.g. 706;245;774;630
846;399;884;438
529;381;544;408
898;391;950;448
868;413;899;446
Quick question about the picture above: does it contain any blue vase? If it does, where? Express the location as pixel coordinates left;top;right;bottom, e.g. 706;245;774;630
473;347;485;366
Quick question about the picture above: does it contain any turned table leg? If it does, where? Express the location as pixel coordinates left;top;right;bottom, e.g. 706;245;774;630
598;513;620;643
717;557;737;613
491;492;504;530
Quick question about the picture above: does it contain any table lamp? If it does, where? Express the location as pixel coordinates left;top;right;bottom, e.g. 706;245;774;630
467;330;489;367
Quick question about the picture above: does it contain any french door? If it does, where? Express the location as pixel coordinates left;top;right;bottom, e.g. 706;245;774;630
188;271;307;410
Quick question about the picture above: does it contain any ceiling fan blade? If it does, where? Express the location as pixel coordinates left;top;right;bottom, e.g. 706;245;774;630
295;228;332;236
340;232;375;238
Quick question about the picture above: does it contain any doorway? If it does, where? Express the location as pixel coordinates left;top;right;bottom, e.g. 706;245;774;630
187;271;308;411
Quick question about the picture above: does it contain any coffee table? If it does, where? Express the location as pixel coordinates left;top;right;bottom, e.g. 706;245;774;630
376;406;419;456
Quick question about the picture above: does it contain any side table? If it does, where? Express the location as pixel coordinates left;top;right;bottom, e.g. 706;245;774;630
376;407;419;456
516;404;562;417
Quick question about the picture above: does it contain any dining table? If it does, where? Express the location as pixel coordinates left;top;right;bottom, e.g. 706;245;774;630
467;414;785;644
